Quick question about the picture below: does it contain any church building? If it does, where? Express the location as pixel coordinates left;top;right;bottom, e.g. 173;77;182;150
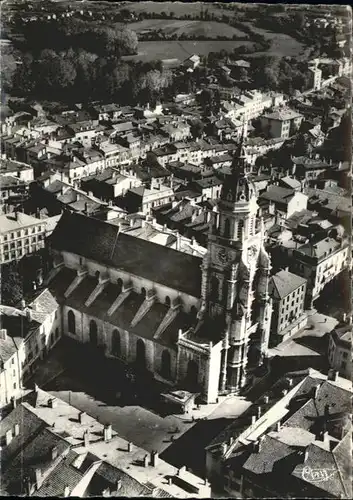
48;139;273;403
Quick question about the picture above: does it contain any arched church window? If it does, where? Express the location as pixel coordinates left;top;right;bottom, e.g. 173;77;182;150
224;219;231;238
165;296;171;307
210;276;220;302
141;287;146;298
95;271;100;281
112;329;121;357
68;310;76;335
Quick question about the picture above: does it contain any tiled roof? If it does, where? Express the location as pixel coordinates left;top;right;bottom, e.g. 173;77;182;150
0;213;44;234
271;270;307;299
50;212;202;297
280;176;301;189
295;237;344;260
34;450;85;496
243;435;295;474
260;186;295;205
262;108;302;121
2;427;70;495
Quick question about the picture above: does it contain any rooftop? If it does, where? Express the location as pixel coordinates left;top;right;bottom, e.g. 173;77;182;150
262;108;302;121
0;213;45;234
271;270;307;299
50;212;202;298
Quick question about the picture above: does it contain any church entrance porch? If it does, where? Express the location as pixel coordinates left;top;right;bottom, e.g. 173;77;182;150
183;359;200;392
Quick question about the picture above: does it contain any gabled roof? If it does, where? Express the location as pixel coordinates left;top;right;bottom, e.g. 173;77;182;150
50;212;202;297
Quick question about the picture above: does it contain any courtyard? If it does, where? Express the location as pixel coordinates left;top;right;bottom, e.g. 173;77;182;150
30;339;251;476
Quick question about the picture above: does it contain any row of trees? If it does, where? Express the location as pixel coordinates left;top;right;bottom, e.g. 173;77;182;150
8;48;173;106
13;18;138;57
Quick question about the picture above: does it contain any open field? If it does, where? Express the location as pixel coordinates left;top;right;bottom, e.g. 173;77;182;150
242;22;304;57
122;40;255;63
125;19;247;38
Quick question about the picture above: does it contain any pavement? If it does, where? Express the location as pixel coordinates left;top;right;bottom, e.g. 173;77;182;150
29;341;252;458
268;311;338;358
47;374;252;455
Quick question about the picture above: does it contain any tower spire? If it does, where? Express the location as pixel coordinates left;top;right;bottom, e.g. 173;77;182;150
231;120;247;176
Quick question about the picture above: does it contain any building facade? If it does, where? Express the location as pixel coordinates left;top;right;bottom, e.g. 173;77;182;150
0;213;47;264
328;323;351;380
290;237;349;306
269;269;308;346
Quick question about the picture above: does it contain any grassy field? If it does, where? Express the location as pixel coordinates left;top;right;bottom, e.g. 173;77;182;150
242;22;304;57
125;19;247;38
122;40;255;63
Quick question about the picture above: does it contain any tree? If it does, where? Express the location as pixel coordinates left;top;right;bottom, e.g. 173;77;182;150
1;262;23;307
36;49;76;97
190;119;205;139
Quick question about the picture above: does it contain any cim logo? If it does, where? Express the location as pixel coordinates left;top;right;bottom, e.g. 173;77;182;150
301;466;339;483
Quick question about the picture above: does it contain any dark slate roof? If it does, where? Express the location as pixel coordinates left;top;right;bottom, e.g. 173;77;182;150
260;186;295;205
34;450;85;497
243;435;296;474
50;212;202;297
93;461;152;497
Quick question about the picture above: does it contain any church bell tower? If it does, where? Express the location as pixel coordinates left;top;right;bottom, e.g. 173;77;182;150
199;134;273;394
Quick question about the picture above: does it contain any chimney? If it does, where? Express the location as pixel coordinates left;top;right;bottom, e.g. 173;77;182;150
129;218;134;228
168;477;173;486
324;404;330;418
304;448;309;462
127;442;133;452
276;421;281;432
79;412;87;424
116;479;122;492
14;423;19;436
281;389;288;396
143;454;149;467
0;329;8;341
34;468;42;489
178;466;186;476
263;395;269;404
64;486;70;497
316;429;329;443
176;232;181;251
327;369;339;382
20;299;26;310
83;430;90;448
51;446;58;461
104;424;112;442
26;308;33;322
150;450;159;467
251;415;257;425
221;443;227;456
312;384;320;399
5;429;13;445
254;436;265;453
257;406;262;419
48;398;57;409
287;377;293;388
